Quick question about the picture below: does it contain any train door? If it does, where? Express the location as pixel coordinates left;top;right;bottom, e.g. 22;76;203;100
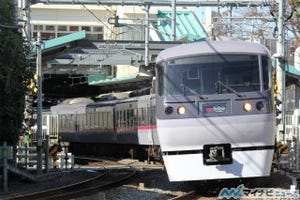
137;95;156;145
114;99;139;144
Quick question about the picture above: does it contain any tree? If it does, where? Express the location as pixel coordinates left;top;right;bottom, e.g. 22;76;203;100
0;0;29;145
288;0;300;45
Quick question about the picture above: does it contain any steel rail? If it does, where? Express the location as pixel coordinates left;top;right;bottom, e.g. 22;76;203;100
4;168;135;200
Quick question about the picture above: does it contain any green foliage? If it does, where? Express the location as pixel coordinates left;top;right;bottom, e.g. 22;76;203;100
0;0;29;145
289;0;300;7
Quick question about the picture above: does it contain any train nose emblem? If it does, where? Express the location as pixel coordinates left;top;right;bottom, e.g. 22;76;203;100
213;105;226;113
203;144;232;165
203;103;227;114
209;146;224;160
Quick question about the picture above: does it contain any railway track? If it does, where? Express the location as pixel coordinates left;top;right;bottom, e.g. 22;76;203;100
5;168;135;200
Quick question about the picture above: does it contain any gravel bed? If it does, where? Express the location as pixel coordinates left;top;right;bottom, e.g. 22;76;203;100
0;169;100;199
75;168;192;200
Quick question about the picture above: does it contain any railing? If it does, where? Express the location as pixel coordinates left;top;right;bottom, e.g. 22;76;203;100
16;145;45;169
31;114;58;144
16;144;74;170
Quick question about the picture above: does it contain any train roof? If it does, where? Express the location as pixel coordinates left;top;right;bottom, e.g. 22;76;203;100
86;100;119;108
50;97;94;114
51;102;88;114
60;97;94;105
156;40;270;63
87;94;154;108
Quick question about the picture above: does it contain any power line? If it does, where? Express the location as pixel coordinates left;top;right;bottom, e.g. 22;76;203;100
78;1;117;37
0;23;20;29
35;0;273;7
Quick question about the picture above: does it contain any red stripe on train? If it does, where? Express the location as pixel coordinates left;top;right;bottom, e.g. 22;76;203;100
138;125;157;130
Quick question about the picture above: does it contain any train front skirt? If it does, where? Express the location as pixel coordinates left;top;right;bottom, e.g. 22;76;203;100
163;148;273;181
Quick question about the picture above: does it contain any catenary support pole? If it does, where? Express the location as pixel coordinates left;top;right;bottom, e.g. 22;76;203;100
171;0;176;41
276;0;286;142
36;32;43;174
144;4;150;67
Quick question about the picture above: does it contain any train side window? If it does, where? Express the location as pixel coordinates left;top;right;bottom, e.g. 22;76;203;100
139;107;147;125
95;111;99;128
98;111;101;128
138;108;144;125
104;112;108;128
118;111;121;128
128;109;134;130
86;112;89;128
144;108;147;125
101;111;104;128
106;111;109;129
90;112;94;128
134;108;138;127
69;115;74;129
87;112;91;128
88;112;91;128
262;56;270;90
115;111;118;128
79;113;85;130
150;106;155;125
157;66;164;96
106;111;109;128
59;115;65;129
119;111;122;128
92;112;96;128
123;110;126;128
109;111;112;129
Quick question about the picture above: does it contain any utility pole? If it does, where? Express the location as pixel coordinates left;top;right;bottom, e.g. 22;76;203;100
144;4;150;67
275;0;286;141
171;0;176;41
24;0;32;42
36;32;43;174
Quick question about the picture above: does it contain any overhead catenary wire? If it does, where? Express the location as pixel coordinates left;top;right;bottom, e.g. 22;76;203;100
78;0;118;38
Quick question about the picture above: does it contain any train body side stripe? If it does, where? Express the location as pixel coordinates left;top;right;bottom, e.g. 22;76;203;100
138;125;157;130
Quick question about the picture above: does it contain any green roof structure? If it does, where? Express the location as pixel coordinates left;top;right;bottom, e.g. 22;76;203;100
153;10;207;42
31;31;86;54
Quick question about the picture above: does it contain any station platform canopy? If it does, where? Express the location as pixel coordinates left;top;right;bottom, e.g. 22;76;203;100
152;11;207;42
31;31;86;54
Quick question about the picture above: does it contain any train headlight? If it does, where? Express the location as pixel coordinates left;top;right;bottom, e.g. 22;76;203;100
256;101;264;111
165;106;174;115
177;106;186;115
243;102;252;112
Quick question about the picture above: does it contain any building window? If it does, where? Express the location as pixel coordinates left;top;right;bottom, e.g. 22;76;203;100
58;25;68;31
32;24;104;40
93;26;103;32
41;32;55;39
33;25;43;31
45;25;55;31
86;34;103;41
57;33;68;37
70;26;79;31
81;26;91;32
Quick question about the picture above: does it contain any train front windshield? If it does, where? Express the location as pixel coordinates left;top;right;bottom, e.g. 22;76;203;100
158;54;269;96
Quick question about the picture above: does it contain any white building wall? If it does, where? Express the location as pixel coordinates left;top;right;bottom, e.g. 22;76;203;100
116;65;139;78
30;4;119;40
29;4;196;41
